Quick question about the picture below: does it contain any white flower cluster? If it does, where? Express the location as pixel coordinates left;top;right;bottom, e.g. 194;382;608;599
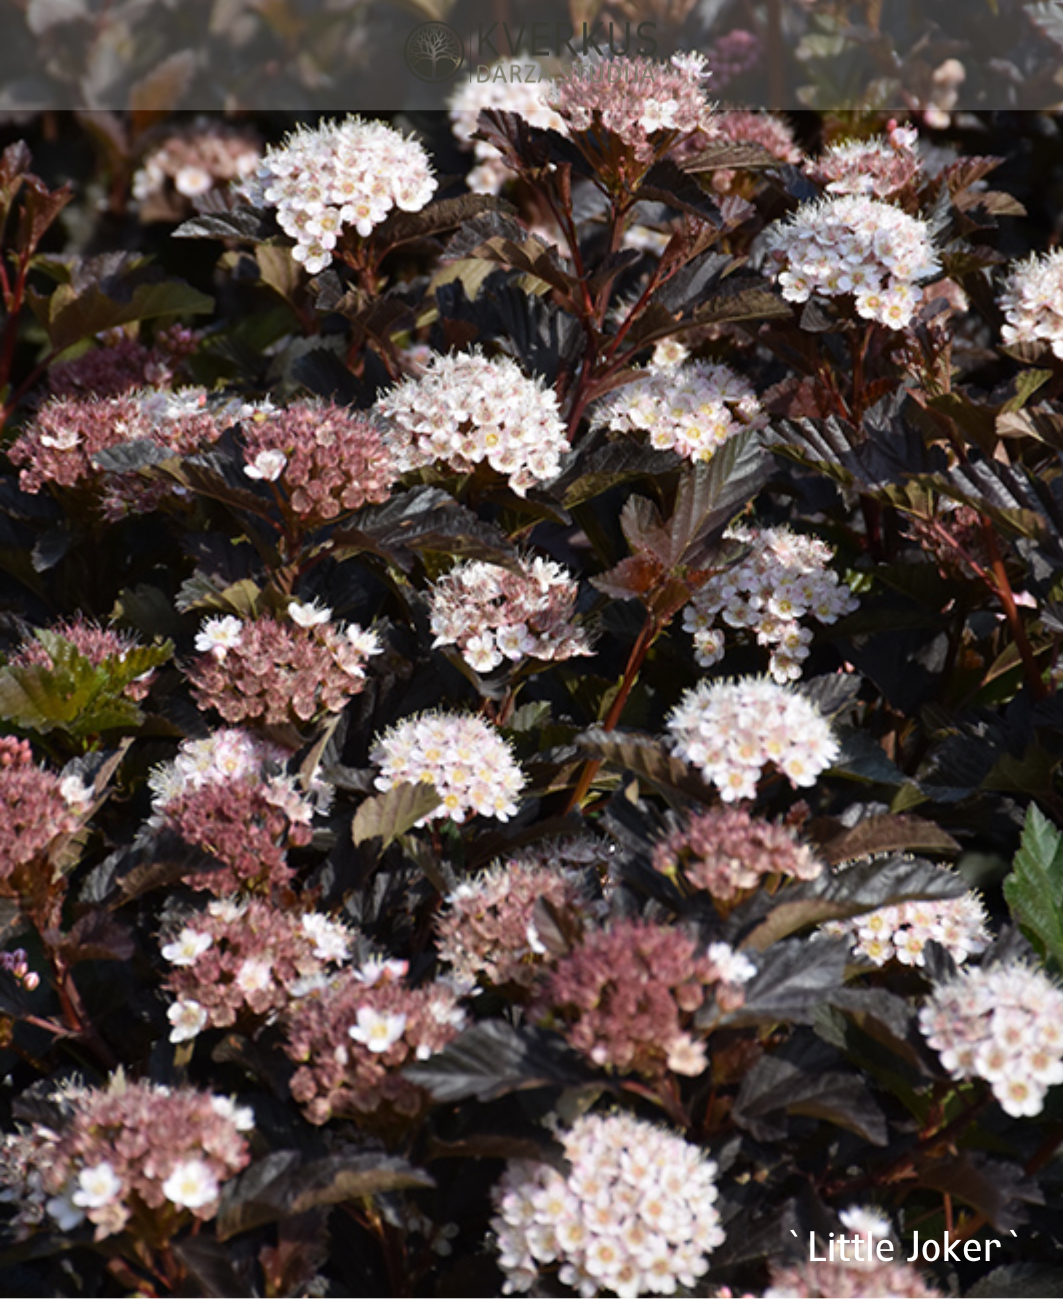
919;961;1063;1117
247;116;437;274
375;351;569;496
764;194;940;330
428;556;592;674
448;68;565;193
667;676;839;801
491;1109;724;1297
593;359;765;464
371;711;525;823
147;728;291;810
824;890;990;967
682;524;858;681
999;249;1063;358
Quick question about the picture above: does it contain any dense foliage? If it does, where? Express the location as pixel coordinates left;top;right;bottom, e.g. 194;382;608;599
4;88;1063;1299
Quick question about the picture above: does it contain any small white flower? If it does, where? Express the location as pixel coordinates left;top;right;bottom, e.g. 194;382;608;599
194;615;244;657
348;1006;407;1053
162;1158;219;1209
244;448;288;481
707;942;757;985
211;1095;255;1131
72;1161;122;1209
161;927;213;967
45;1187;86;1230
236;958;272;995
168;998;208;1043
39;426;82;451
288;598;332;627
300;913;351;962
345;626;383;656
353;957;408;986
58;774;93;807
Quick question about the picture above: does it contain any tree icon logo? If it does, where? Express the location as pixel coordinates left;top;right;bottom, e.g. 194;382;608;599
404;22;465;82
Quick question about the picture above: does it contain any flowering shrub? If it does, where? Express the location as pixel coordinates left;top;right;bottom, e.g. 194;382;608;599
653;804;822;904
284;967;465;1127
999;249;1063;358
375;350;569;496
824;884;991;967
370;711;525;822
0;1077;250;1241
239;400;397;523
161;898;352;1037
186;607;380;726
764;194;941;328
491;1110;724;1296
245;116;436;273
667;676;840;798
919;962;1063;1117
681;523;858;680
530;920;755;1078
2;102;1063;1299
436;853;593;990
593;358;766;464
427;556;591;673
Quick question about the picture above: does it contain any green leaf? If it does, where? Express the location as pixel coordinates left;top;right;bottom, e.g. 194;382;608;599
1003;804;1063;973
0;632;171;741
351;782;441;847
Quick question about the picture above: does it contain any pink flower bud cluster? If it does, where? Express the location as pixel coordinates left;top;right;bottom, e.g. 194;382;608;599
371;711;525;823
491;1109;725;1296
158;774;313;897
764;194;941;329
667;676;839;800
764;1255;942;1297
919;961;1063;1117
284;965;465;1126
161;898;353;1043
0;947;39;992
133;117;260;209
681;523;858;682
530;920;755;1080
48;329;195;400
593;359;765;464
240;401;397;524
823;886;990;967
448;69;565;193
427;556;592;674
653;805;822;902
715;110;801;161
12;617;160;701
436;856;591;990
703;29;763;86
0;737;81;886
551;52;714;162
807;133;923;198
245;116;437;274
375;350;569;496
999;249;1063;358
0;1077;251;1241
9;388;227;516
186;606;380;726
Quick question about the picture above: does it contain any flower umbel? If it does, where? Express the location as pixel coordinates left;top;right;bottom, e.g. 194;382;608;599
667;676;839;800
491;1109;724;1296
